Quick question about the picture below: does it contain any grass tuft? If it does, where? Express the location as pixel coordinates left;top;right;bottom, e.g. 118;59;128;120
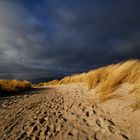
0;80;31;95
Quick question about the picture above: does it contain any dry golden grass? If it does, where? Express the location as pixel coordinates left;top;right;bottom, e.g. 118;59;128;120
130;83;140;110
37;59;140;103
37;73;87;87
85;67;110;90
46;80;59;85
0;80;31;94
97;60;140;101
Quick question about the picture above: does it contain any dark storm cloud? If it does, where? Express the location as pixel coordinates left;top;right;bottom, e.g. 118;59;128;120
43;0;140;66
0;0;140;81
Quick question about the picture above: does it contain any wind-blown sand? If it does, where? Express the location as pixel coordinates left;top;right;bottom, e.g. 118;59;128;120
0;83;140;140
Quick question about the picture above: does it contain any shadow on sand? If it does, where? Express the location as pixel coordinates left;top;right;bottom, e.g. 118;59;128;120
0;87;54;99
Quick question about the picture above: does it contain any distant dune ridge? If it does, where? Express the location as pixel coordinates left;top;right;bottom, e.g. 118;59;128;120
0;80;31;95
37;59;140;105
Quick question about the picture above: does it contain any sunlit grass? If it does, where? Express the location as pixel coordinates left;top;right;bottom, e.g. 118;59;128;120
130;83;140;110
0;80;31;94
36;59;140;106
96;60;140;101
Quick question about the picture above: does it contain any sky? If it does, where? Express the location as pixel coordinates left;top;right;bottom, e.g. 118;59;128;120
0;0;140;82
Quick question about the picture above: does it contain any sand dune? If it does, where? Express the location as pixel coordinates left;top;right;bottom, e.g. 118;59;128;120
0;60;140;140
37;59;140;103
0;83;140;140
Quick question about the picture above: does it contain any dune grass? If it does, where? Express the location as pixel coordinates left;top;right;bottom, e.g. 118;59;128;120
37;59;140;104
130;83;140;110
96;60;140;101
85;66;111;90
0;80;31;95
36;73;86;87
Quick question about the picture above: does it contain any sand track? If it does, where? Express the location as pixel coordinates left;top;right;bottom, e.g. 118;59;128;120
0;83;139;140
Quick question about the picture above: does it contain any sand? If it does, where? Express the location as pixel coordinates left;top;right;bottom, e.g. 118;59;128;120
0;83;140;140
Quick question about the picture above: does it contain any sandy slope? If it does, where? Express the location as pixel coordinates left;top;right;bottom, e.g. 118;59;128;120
0;83;140;140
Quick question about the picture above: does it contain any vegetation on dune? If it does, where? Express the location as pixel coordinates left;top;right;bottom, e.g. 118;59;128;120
96;60;140;101
131;83;140;110
84;60;140;101
85;66;112;90
0;80;31;95
60;73;86;84
36;73;86;87
36;59;140;104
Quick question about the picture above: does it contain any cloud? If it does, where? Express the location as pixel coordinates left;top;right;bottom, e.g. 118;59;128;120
0;0;140;81
43;0;140;65
0;0;56;80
